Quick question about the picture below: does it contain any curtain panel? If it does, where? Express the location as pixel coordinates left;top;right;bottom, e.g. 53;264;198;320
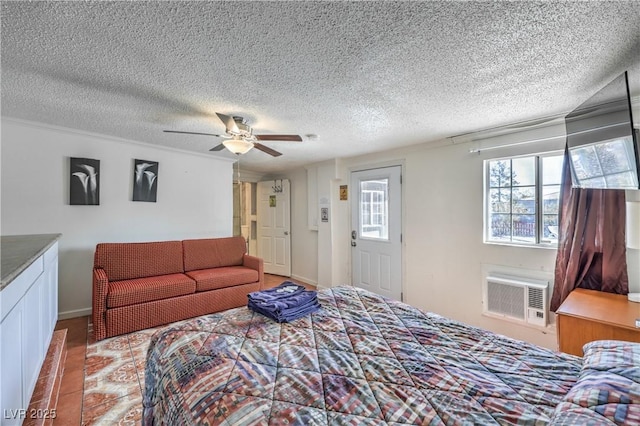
550;147;629;312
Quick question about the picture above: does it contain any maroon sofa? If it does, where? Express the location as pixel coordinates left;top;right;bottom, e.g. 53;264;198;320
92;236;263;341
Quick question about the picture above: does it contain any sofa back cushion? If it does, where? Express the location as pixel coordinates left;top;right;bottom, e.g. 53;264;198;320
183;237;246;271
94;241;184;281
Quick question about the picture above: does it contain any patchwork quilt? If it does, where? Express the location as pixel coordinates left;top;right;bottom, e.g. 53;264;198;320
143;286;598;425
550;340;640;425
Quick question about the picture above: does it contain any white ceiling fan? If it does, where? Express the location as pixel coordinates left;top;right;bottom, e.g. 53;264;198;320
164;113;303;156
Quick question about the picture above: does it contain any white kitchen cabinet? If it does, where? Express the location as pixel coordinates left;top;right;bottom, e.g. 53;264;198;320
1;236;60;425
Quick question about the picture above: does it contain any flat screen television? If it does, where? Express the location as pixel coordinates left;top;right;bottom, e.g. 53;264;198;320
564;71;639;189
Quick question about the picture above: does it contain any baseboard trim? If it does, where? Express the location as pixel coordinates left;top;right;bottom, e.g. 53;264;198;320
290;274;317;286
58;307;92;320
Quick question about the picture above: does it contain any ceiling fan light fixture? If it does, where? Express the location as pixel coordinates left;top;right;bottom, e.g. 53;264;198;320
223;138;254;155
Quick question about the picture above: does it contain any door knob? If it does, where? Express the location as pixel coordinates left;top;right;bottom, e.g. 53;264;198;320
351;241;357;247
284;231;289;235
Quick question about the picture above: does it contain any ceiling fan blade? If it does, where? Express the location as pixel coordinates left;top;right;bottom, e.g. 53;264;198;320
254;134;303;142
216;112;240;134
164;130;224;137
209;144;226;152
253;143;282;157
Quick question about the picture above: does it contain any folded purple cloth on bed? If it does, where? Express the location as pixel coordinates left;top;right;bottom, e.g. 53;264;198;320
248;292;319;313
248;298;320;323
277;300;321;322
249;289;317;311
248;281;306;303
248;281;320;322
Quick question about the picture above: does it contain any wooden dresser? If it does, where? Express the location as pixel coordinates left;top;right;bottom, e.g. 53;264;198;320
556;288;640;356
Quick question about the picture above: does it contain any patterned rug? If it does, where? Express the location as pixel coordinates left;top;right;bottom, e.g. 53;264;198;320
82;324;156;425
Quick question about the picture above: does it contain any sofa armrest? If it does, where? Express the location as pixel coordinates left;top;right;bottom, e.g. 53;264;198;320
243;254;264;290
92;268;109;341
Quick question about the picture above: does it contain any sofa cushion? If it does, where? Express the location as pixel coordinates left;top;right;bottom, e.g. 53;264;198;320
186;266;259;292
95;241;184;281
107;273;196;308
183;237;246;271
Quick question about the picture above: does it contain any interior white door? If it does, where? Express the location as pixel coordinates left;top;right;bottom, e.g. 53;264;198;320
351;166;402;301
257;179;291;276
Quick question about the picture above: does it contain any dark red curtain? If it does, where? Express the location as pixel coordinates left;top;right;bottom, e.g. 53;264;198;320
550;146;628;312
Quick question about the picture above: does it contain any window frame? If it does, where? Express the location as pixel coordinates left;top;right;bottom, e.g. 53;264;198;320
483;150;563;248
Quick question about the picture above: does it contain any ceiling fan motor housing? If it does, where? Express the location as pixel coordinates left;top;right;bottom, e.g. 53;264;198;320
232;116;252;137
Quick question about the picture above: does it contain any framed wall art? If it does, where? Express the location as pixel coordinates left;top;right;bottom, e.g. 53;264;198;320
133;159;159;202
70;157;100;205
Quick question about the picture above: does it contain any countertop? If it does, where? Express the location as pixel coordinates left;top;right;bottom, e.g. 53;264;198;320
1;233;62;291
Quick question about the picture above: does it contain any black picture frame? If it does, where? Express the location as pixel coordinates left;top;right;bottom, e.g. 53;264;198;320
133;159;159;202
70;157;100;205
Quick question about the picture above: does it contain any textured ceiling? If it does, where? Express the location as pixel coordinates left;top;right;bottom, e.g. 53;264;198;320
2;1;639;173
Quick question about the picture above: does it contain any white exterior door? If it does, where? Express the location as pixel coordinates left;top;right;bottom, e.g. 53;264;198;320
257;179;291;276
351;166;402;301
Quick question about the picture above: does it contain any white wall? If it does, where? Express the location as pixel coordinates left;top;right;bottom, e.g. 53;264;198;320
287;167;318;285
285;119;640;350
1;119;234;318
316;161;338;288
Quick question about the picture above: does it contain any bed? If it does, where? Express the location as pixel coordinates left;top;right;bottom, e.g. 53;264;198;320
142;286;639;425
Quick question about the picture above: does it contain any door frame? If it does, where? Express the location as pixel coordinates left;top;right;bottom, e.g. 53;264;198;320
348;160;405;301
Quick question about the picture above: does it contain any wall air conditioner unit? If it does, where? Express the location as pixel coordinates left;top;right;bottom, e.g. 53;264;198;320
483;273;549;327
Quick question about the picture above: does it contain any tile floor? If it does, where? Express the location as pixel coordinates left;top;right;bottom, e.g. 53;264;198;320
53;274;314;425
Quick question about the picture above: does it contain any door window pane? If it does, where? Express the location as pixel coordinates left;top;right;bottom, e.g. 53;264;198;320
360;179;389;240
